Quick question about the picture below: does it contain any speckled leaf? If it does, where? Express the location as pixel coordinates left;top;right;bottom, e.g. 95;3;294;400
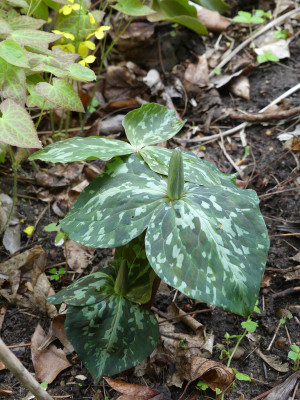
9;30;61;46
123;103;185;151
67;63;96;82
0;19;12;34
29;137;133;162
0;39;29;68
60;155;167;248
26;74;57;110
0;61;26;105
7;15;45;30
145;183;269;316
65;297;159;382
47;265;116;306
0;99;41;148
141;146;235;187
115;235;156;304
6;0;28;8
34;79;84;112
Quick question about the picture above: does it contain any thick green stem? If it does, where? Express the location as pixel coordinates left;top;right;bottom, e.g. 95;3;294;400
167;149;184;201
114;260;129;296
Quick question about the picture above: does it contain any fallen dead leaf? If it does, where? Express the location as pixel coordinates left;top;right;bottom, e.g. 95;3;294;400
0;361;6;370
104;377;160;400
283;265;300;281
254;31;290;59
39;314;74;354
291;251;300;263
184;54;209;91
0;389;12;395
197;8;230;33
35;163;84;188
0;246;56;317
230;76;250;100
263;370;299;400
31;324;71;383
0;193;20;254
64;240;94;273
255;348;289;372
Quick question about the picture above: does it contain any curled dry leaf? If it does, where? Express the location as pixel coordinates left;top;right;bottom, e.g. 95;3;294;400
230;76;250;100
0;246;56;317
263;370;299;400
283;265;300;281
64;239;94;273
31;324;71;383
167;303;205;334
0;193;20;254
197;8;230;33
39;314;74;354
35;163;84;188
184;54;209;91
104;377;159;400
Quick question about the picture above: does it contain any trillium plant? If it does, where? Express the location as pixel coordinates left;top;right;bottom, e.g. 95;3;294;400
30;103;269;382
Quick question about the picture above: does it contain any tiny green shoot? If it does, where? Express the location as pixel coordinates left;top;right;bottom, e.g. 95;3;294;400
257;50;279;64
213;68;222;75
288;344;300;370
48;267;66;281
274;30;287;40
41;382;48;389
179;338;188;350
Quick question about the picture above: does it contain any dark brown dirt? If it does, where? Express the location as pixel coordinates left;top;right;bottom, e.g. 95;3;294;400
0;3;300;400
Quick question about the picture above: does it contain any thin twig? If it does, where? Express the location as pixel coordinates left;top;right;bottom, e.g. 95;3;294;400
0;337;54;400
230;106;300;122
209;7;300;78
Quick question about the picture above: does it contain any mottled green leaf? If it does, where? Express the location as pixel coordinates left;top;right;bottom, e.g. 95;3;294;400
0;99;41;148
29;0;48;20
34;78;84;112
115;235;156;304
123;103;185;151
7;15;45;30
0;39;29;68
29;137;133;162
60;153;269;316
6;0;28;7
47;265;116;306
165;15;207;35
0;61;26;105
152;0;197;18
140;146;235;186
60;155;167;248
112;0;155;15
145;182;269;316
26;74;57;110
198;0;230;13
65;296;159;382
67;63;96;82
9;30;61;46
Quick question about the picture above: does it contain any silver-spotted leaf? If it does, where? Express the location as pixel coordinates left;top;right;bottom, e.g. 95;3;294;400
47;266;116;307
140;146;235;187
60;155;167;248
0;99;41;148
114;235;156;304
123;103;185;151
59;153;269;316
34;79;84;112
29;137;133;162
65;297;159;382
0;61;26;105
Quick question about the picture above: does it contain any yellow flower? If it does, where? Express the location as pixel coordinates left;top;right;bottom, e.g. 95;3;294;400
24;226;34;236
79;55;96;67
88;12;95;24
59;3;81;15
86;25;110;40
52;30;75;41
78;41;96;58
52;43;76;53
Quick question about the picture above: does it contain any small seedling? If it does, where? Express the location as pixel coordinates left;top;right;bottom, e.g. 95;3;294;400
48;267;66;281
40;382;48;389
197;380;209;391
44;223;66;245
213;68;222;75
274;30;287;40
179;338;188;350
288;344;300;370
257;50;279;64
232;368;252;382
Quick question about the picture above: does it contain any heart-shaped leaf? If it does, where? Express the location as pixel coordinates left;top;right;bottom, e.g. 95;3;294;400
67;63;96;82
8;15;45;30
0;39;29;68
200;0;231;13
65;297;159;382
29;137;134;162
34;78;84;112
123;103;185;150
111;0;155;15
0;99;41;148
0;19;12;34
9;29;61;45
60;154;269;315
0;61;26;105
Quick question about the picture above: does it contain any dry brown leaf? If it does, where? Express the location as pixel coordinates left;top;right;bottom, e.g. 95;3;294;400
35;163;84;188
39;314;74;354
291;252;300;263
0;389;12;395
254;31;290;59
31;324;71;383
0;193;20;254
197;8;230;33
230;76;250;100
104;377;159;400
167;303;205;334
263;370;299;400
64;239;94;273
283;265;300;281
0;361;6;370
0;246;56;317
184;54;209;90
255;348;289;372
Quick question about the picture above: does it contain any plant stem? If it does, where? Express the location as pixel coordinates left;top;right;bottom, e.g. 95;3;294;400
50;110;55;134
227;329;247;368
0;147;18;236
0;337;54;400
65;110;70;136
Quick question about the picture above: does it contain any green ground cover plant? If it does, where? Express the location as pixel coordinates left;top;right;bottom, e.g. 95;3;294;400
30;103;270;384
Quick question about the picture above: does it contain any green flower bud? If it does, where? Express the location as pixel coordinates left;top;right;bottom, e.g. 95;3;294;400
167;148;184;200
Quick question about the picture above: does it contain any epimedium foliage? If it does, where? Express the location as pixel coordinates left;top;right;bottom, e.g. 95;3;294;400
31;103;269;381
0;0;108;149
